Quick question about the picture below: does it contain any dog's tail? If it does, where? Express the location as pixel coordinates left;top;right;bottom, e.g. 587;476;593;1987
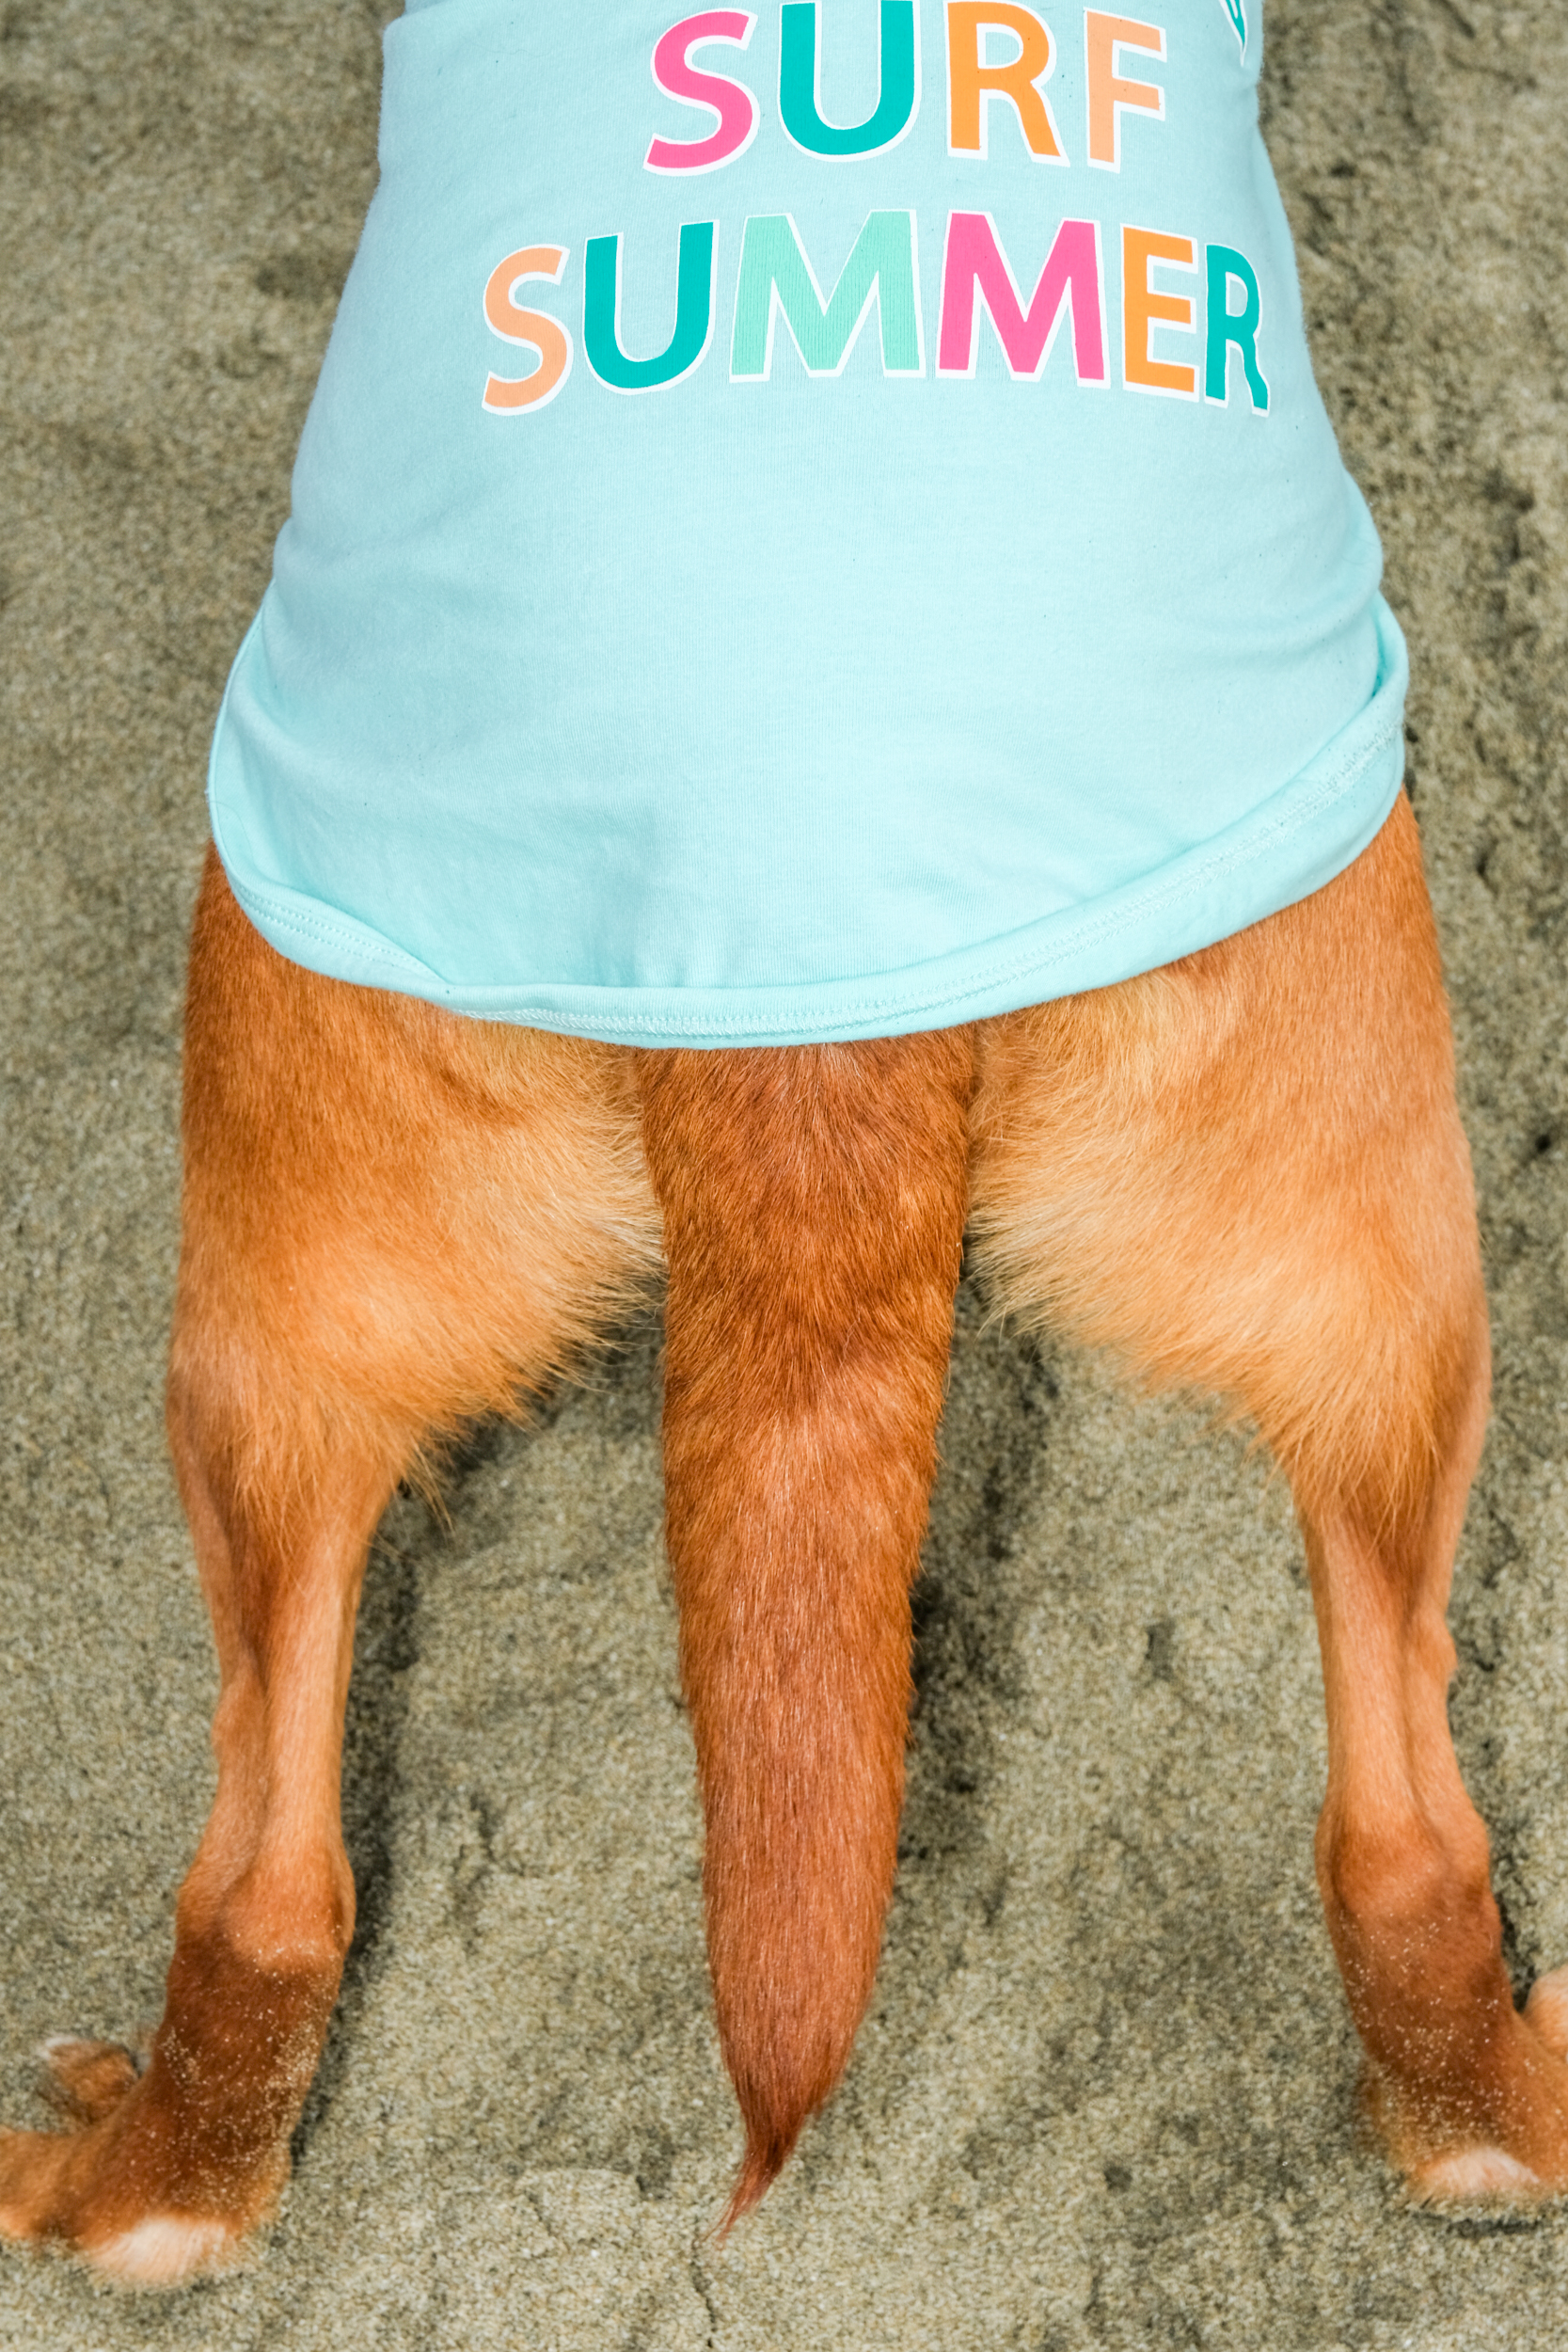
636;1033;975;2223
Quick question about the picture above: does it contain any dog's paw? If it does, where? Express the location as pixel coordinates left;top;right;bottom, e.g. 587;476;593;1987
0;2118;259;2288
37;2037;143;2125
0;2045;278;2289
66;2211;245;2290
1364;1972;1568;2215
1525;1965;1568;2062
1407;2145;1547;2207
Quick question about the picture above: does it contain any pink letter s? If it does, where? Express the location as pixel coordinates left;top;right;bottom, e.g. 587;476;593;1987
645;10;760;175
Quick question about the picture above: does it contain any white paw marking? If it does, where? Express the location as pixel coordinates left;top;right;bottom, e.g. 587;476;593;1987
1417;2146;1544;2204
86;2216;239;2288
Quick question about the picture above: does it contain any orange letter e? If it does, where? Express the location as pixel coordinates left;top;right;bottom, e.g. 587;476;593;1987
1122;225;1196;396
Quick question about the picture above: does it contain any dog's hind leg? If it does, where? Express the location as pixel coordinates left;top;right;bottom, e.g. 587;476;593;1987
0;851;659;2286
636;1033;976;2221
970;791;1568;2204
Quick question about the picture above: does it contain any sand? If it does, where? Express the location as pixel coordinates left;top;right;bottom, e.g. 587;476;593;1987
2;0;1566;2343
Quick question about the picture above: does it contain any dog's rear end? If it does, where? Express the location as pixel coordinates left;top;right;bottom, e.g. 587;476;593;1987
4;795;1568;2285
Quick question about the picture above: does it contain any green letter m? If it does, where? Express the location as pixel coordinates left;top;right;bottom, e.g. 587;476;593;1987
730;211;924;381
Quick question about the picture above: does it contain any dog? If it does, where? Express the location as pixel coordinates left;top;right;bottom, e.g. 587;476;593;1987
6;0;1568;2291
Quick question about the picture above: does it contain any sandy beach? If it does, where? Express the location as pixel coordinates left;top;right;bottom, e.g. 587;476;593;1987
2;1;1566;2343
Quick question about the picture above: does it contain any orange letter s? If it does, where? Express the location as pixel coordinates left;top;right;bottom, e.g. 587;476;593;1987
483;246;574;415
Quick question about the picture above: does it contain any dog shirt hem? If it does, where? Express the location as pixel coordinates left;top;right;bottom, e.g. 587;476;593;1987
209;598;1407;1048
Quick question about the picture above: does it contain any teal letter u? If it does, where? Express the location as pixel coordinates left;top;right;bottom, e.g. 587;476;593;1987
584;221;716;393
780;1;918;158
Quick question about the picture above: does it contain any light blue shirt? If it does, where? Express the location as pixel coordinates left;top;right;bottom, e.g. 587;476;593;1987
209;0;1405;1045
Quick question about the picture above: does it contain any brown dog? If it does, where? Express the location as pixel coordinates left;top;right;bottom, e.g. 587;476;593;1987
2;790;1567;2286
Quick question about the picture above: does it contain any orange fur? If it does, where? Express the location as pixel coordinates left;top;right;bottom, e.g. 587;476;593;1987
637;1036;974;2217
970;797;1568;2190
4;799;1568;2284
969;792;1476;1536
172;847;661;1527
0;856;661;2280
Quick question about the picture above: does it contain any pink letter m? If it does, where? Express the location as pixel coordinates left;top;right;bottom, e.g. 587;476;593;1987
938;213;1106;381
